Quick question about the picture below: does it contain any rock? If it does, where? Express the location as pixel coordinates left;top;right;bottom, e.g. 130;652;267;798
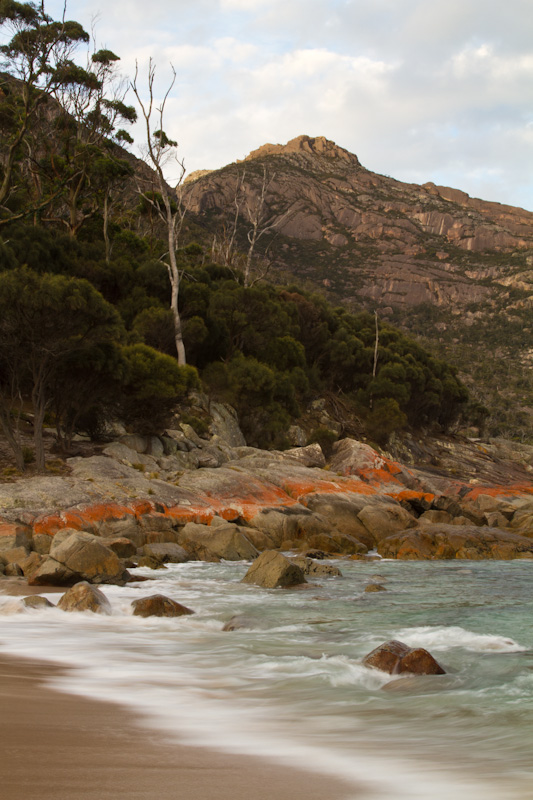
22;595;55;609
4;563;23;576
57;582;112;614
32;533;52;555
291;556;342;577
358;504;418;545
377;525;533;560
222;614;255;631
282;443;326;468
2;545;30;565
419;510;452;524
364;583;386;592
330;438;389;475
178;522;259;562
303;494;375;548
241;550;307;589
29;531;129;586
101;537;137;559
208;402;246;447
131;594;194;618
136;556;167;570
363;640;445;675
18;552;44;577
141;542;190;564
0;524;32;552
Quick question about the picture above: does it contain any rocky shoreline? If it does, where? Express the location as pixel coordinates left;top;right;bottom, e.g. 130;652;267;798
1;409;533;596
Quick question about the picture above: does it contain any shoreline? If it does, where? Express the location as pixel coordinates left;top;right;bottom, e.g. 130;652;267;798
0;652;357;800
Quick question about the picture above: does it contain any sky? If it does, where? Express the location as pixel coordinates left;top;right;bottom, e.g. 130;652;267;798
41;0;533;210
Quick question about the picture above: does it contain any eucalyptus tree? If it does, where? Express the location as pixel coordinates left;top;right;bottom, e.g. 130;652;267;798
0;0;90;225
131;60;188;365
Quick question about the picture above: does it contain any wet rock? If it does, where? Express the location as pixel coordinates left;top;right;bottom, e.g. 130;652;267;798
141;542;190;564
241;550;306;589
291;556;342;577
363;640;445;675
136;556;167;570
22;595;55;610
222;614;256;631
131;594;194;618
364;583;386;592
57;581;111;614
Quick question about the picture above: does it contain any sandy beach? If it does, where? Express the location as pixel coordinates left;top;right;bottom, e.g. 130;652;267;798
0;653;355;800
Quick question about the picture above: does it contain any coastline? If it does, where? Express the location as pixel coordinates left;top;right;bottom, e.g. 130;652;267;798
0;653;356;800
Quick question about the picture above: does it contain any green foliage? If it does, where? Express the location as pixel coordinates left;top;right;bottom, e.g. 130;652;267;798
365;399;407;446
307;427;338;458
118;344;199;434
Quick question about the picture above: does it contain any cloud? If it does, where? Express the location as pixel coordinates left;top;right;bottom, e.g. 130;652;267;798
39;0;533;209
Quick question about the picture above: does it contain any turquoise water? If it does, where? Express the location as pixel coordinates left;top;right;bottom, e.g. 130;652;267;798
1;558;532;799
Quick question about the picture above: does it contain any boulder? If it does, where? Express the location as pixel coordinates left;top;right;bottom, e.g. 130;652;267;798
282;443;326;468
0;523;33;552
178;522;259;562
22;595;55;610
101;537;137;559
290;556;342;577
241;550;306;589
358;504;418;545
131;594;194;618
365;583;386;592
1;545;30;565
136;556;167;570
32;533;52;555
141;542;190;564
377;525;533;560
18;552;44;578
57;581;112;614
303;494;375;549
362;640;445;675
29;531;129;586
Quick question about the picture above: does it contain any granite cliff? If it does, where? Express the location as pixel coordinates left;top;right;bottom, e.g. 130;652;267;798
183;135;533;439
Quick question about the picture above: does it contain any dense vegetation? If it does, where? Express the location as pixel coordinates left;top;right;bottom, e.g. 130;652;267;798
0;1;471;470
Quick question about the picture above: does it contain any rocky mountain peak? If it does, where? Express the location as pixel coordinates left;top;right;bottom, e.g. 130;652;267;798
242;134;360;167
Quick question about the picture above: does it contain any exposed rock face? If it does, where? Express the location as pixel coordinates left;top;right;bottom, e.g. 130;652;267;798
131;594;194;618
241;550;307;589
363;640;446;675
57;581;112;614
183;135;533;315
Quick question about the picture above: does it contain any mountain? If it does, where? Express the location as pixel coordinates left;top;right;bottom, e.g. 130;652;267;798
183;135;533;440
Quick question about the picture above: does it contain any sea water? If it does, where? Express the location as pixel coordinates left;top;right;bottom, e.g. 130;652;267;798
1;558;532;799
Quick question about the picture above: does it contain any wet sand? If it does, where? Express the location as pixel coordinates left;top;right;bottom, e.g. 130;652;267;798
0;653;356;800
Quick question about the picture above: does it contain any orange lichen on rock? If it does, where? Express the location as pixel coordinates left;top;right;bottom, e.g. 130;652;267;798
463;484;533;501
390;490;436;504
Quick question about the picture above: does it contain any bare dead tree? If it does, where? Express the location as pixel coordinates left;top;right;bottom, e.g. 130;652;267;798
243;165;293;288
131;59;187;365
370;310;379;409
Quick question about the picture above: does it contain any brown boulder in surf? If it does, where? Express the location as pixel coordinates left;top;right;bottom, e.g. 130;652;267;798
363;640;445;675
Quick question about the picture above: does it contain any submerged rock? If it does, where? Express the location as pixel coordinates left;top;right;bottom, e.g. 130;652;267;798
131;594;194;618
363;640;445;675
22;595;55;610
364;583;386;592
290;556;342;577
222;614;256;631
241;550;306;589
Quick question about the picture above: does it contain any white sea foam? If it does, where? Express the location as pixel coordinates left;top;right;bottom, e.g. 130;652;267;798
395;625;526;653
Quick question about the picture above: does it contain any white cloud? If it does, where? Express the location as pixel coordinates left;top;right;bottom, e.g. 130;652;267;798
34;0;533;209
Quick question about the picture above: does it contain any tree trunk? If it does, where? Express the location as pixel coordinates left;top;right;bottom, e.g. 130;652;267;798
0;402;25;471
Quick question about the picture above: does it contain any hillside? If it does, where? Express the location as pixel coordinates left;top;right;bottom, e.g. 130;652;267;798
183;135;533;440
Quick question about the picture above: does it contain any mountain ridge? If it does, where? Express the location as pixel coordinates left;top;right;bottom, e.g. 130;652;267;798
182;135;533;439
